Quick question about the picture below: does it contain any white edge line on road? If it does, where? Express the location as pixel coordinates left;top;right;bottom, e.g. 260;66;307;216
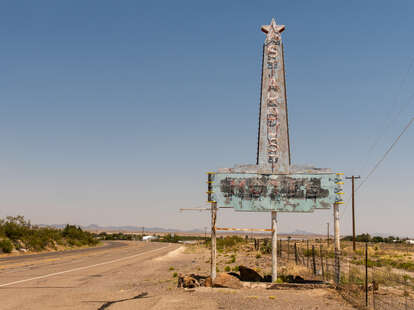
0;244;171;288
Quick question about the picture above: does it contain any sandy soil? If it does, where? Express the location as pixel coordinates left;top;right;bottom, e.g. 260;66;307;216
134;244;357;310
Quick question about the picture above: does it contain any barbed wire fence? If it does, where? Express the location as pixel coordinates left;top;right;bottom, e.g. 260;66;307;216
253;238;414;310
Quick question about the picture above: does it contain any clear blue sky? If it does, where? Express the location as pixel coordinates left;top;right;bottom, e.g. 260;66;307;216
1;0;413;236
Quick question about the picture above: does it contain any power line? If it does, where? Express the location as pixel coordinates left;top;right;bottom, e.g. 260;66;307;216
340;196;352;218
341;58;414;217
356;116;414;192
341;116;414;218
356;57;414;177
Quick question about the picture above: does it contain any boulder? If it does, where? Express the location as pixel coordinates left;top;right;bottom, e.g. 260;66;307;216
213;273;242;289
263;275;272;282
285;275;295;283
177;274;200;288
191;274;208;286
239;266;263;282
227;272;241;280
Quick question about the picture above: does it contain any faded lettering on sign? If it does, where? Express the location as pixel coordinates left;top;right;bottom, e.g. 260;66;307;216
220;176;329;201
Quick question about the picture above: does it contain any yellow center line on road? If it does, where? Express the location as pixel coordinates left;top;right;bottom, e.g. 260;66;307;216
0;244;171;288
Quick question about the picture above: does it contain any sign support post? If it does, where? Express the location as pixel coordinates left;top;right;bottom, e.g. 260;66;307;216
334;201;341;285
271;211;277;282
207;172;217;281
211;201;217;280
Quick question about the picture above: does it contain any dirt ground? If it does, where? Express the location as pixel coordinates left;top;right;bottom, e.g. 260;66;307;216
134;244;357;310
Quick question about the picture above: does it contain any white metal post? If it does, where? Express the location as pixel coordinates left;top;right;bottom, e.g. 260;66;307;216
334;203;340;251
333;203;341;284
271;211;277;282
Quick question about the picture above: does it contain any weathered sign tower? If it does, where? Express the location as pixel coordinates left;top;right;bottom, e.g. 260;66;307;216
207;18;343;283
257;18;290;174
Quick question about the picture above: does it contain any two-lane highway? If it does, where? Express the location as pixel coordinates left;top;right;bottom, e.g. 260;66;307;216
0;241;179;309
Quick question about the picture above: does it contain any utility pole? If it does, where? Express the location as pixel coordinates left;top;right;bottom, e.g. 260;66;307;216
346;175;360;251
327;222;330;246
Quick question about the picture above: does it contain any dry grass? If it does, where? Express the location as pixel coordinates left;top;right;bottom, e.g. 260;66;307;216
181;238;414;309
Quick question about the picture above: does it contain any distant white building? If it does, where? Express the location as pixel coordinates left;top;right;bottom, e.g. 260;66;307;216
405;240;414;245
142;235;158;241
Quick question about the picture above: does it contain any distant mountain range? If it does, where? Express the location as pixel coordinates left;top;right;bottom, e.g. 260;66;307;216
38;224;319;235
39;224;204;233
37;224;413;238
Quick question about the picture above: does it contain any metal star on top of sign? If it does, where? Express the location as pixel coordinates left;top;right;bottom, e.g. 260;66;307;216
261;18;285;34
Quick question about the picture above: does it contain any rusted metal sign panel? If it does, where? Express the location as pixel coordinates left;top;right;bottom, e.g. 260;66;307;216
211;173;340;212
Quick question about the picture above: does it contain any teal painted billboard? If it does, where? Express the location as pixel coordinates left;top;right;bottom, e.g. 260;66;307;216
211;173;343;212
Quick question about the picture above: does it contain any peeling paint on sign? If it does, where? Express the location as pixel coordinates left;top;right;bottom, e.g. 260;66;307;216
212;173;339;212
210;19;344;213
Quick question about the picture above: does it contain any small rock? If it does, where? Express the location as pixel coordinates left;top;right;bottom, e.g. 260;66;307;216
370;281;379;291
239;266;263;282
213;272;242;289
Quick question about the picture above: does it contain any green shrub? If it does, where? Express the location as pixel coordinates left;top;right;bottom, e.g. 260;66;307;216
0;219;5;237
215;236;245;251
0;216;98;252
0;239;13;253
99;232;136;241
157;233;207;243
260;238;272;254
62;225;98;247
225;266;231;272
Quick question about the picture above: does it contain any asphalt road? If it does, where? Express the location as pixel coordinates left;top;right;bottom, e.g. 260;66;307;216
0;241;178;309
0;241;127;263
